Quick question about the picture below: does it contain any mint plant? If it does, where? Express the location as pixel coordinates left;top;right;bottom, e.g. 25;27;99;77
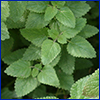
1;1;99;99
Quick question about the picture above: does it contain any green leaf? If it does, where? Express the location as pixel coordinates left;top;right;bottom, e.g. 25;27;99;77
26;12;50;29
60;18;86;39
15;76;38;97
82;69;99;98
51;1;65;8
1;88;16;99
78;25;99;38
41;39;61;65
4;59;31;78
67;1;91;18
1;22;10;41
2;48;26;65
70;76;90;99
67;36;96;58
1;1;10;22
75;58;93;70
23;44;41;61
56;7;75;28
9;1;27;22
38;65;60;87
44;6;58;21
36;96;58;99
27;1;49;13
31;64;42;78
20;28;48;47
55;67;74;91
58;46;75;75
1;37;14;59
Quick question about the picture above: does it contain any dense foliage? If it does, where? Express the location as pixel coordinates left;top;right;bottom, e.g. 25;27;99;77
1;1;99;99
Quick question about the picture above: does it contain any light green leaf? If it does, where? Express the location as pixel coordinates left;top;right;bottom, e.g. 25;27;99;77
67;1;91;18
4;59;31;78
1;22;10;41
78;25;99;39
15;76;38;97
60;18;86;38
82;69;99;98
75;58;93;70
36;96;58;99
51;1;65;8
31;64;42;78
56;7;75;28
1;38;14;59
20;28;48;47
26;12;50;29
38;65;60;87
2;48;26;65
55;67;74;91
27;1;49;13
41;39;61;65
44;6;58;21
9;1;27;22
58;46;75;75
67;36;96;58
23;44;41;61
70;76;90;99
1;1;10;22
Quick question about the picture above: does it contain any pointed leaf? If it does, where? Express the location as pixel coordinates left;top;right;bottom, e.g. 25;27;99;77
20;28;48;47
9;1;27;22
1;22;10;41
60;18;86;38
82;69;99;98
58;46;75;75
67;36;96;58
26;12;50;29
15;76;38;97
67;1;91;18
2;48;26;65
78;25;99;39
56;7;75;28
51;1;65;8
23;44;41;61
38;65;60;87
41;39;61;65
44;6;58;21
4;59;31;78
27;1;49;13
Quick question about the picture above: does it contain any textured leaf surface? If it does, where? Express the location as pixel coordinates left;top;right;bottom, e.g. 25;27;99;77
15;76;38;97
41;39;61;65
56;7;75;28
56;67;74;91
60;18;86;38
78;25;99;38
1;22;10;41
9;1;27;22
51;1;65;8
26;12;50;29
67;36;96;58
36;96;58;99
70;76;89;99
75;58;93;70
27;1;49;13
4;59;31;78
58;46;75;75
67;1;91;18
38;65;60;87
20;28;48;47
2;48;26;65
44;6;58;21
1;1;9;22
83;69;99;98
23;44;41;61
1;38;14;59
